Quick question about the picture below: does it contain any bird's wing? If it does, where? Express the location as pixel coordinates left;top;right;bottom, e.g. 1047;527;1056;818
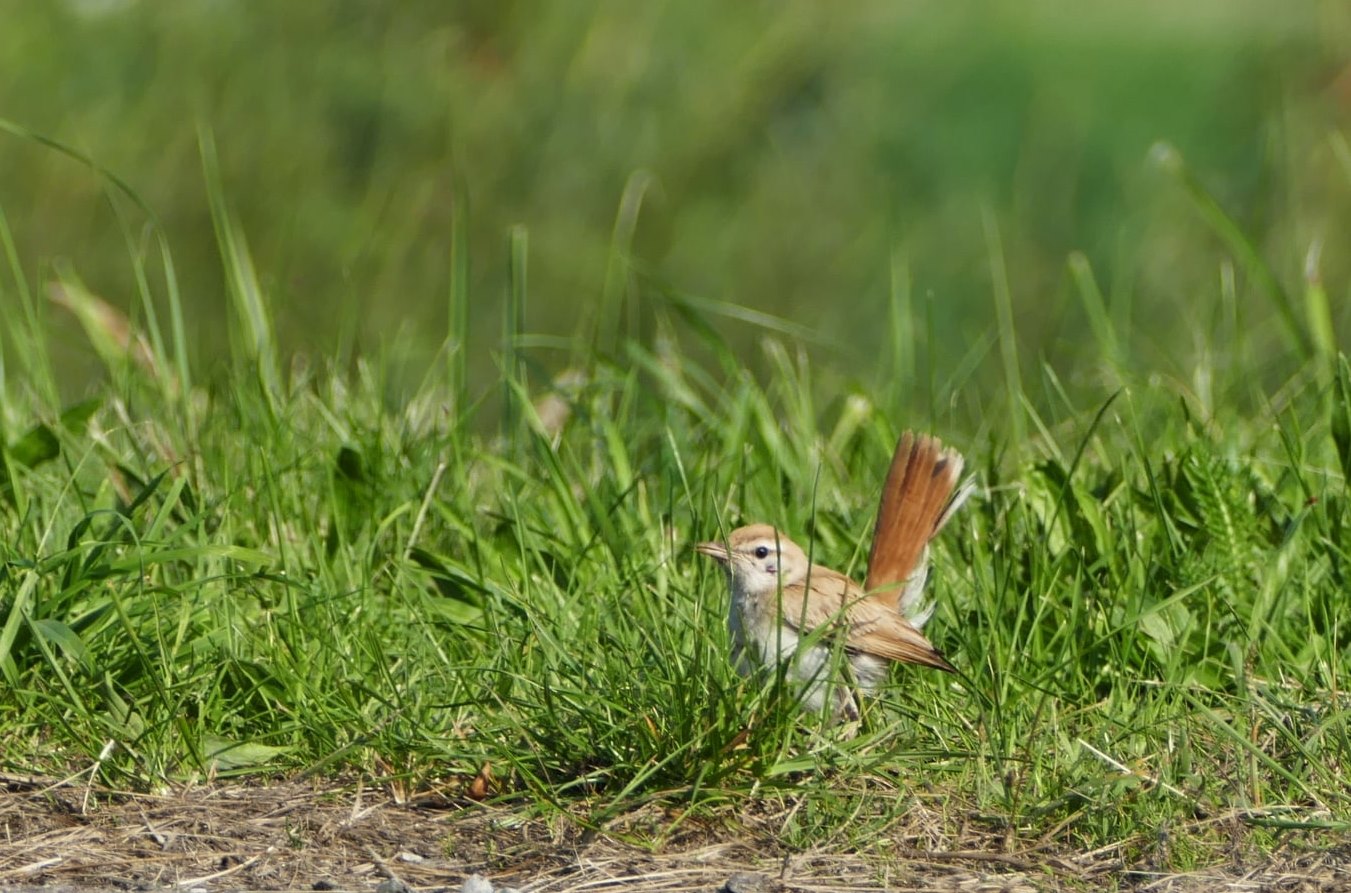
864;432;967;609
774;566;856;637
840;595;956;672
778;567;956;673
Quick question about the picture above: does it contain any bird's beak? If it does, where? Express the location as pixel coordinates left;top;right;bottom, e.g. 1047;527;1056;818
695;541;730;563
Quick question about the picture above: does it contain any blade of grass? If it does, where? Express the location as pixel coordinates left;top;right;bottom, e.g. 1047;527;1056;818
199;125;281;407
983;205;1025;447
1150;141;1312;359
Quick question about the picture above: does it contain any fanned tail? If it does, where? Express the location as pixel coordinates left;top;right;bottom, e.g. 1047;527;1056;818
864;431;970;622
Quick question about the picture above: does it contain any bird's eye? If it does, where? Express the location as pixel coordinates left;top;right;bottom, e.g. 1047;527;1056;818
754;546;770;559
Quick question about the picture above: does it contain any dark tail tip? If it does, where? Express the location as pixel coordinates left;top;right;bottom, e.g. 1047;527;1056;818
932;651;959;674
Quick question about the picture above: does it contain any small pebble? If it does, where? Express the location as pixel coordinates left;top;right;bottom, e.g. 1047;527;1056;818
376;878;414;893
723;872;771;893
461;875;495;893
312;881;337;891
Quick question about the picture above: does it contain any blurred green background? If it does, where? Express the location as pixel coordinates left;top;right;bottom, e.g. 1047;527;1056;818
1;0;1348;408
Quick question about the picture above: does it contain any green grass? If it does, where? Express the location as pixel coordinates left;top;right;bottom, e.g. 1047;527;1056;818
1;144;1349;872
0;2;1343;394
2;3;1350;866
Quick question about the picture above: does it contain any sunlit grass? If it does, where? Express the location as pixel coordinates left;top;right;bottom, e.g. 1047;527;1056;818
2;66;1350;870
2;183;1349;867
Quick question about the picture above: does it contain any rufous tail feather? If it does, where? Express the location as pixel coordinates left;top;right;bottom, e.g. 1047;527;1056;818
864;431;967;611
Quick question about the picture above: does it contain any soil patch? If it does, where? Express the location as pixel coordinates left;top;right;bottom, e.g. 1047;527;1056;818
2;774;1348;891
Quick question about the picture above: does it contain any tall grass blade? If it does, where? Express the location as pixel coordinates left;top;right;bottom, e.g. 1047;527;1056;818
0;198;54;405
158;237;192;421
448;166;470;416
1331;354;1351;486
0;116;190;410
599;170;655;354
47;273;163;387
199;126;281;405
1332;132;1351;186
983;205;1025;447
503;225;529;446
888;248;916;392
1150;141;1312;359
1301;240;1335;366
1067;251;1123;377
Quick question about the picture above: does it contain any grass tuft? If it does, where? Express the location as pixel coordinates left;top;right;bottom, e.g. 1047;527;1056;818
1;148;1348;873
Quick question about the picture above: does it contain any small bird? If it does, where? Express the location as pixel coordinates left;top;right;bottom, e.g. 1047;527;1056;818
696;432;971;719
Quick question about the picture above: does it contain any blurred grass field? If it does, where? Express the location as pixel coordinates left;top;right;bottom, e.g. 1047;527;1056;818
3;0;1351;876
3;1;1349;401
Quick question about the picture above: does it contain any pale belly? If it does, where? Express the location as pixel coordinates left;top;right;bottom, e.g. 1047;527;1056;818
729;592;887;715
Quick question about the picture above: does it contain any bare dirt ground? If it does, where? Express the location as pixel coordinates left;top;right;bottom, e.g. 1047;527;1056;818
2;774;1349;892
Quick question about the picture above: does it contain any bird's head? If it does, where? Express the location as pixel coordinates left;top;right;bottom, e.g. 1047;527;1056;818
696;523;810;593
